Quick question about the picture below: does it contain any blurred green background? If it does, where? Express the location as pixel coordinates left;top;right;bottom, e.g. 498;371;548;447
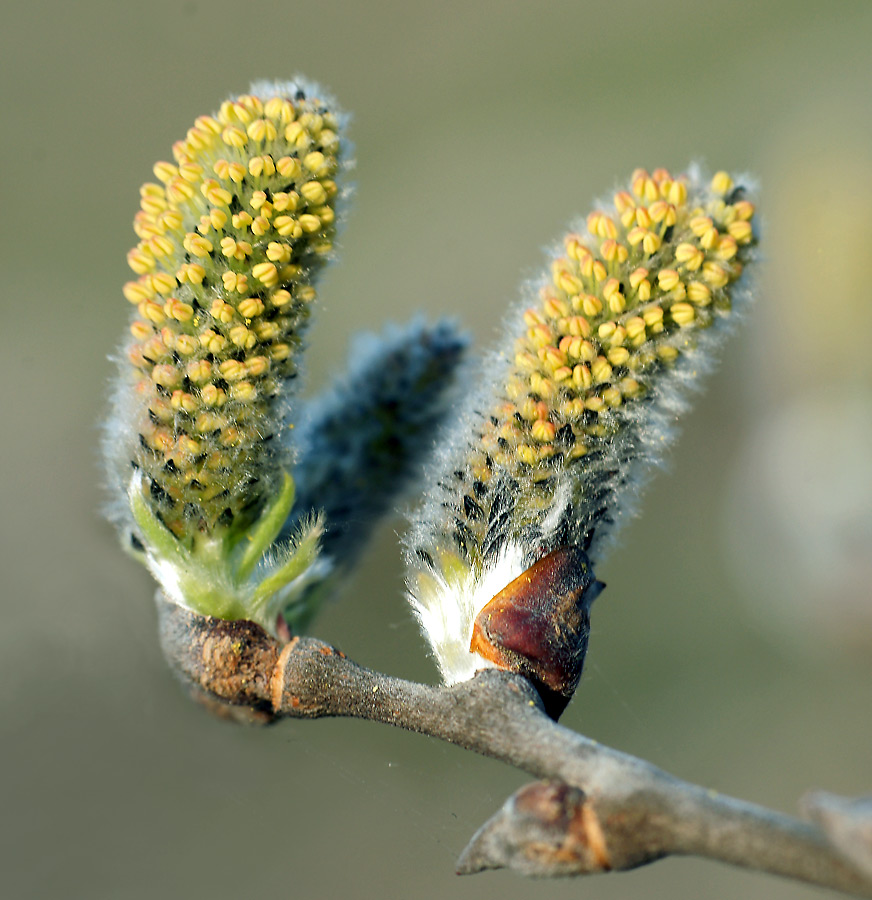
2;1;871;898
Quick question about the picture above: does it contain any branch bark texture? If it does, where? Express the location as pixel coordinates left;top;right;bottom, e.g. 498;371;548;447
157;596;872;897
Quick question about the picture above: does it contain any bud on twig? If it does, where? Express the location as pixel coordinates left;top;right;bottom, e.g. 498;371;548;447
104;80;349;631
406;167;757;704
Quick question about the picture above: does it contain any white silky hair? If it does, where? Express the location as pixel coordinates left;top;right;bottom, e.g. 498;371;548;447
408;541;529;684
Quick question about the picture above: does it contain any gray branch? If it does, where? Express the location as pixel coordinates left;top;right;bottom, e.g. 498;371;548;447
157;596;872;896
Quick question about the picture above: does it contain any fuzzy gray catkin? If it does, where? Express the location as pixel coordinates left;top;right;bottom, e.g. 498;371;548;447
405;167;757;688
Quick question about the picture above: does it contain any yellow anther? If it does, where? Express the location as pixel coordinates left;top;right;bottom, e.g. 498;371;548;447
269;343;291;361
690;216;713;237
715;235;738;260
147;235;174;258
220;271;245;293
201;179;233;206
625;316;646;341
591;356;613;384
642;232;661;255
687;281;712;304
601;239;628;264
670;302;695;326
728;220;753;243
123;281;151;304
244;355;270;377
165;299;194;322
657;269;681;291
221;125;247;148
266;241;292;263
579;294;601;317
130;320;152;340
297;286;317;303
572;363;593;389
238;297;265;318
625;267;646;291
627;226;647;247
699;226;719;250
642;306;664;330
301;181;328;205
253;320;280;341
229;325;256;350
171;390;198;413
231;382;257;402
733;200;754;221
668;180;687;206
531;419;557;442
284;121;306;145
153;161;178;184
675;242;704;270
231;211;253;229
158;209;184;232
587;211;617;239
272;191;298;213
264;97;294;122
584;395;605;413
195;115;222;136
592;260;607;282
252;262;279;287
529;372;555;398
556;270;583;295
220;237;252;260
250;215;272;236
186;359;212;384
176;263;205;284
209;208;228;231
635;207;652;229
174;334;198;356
199;330;227;354
561;315;591;337
200;384;227;407
151;364;181;388
631;169;650;197
218;359;246;382
249;190;269;210
270;289;292;308
648;200;676;226
658;345;679;362
298;213;321;233
702;261;729;287
127;246;156;275
276;157;302;181
598;321;617;341
613;190;635;213
247;118;278;142
540;345;568;371
711;171;733;195
543;296;570;319
182;233;212;258
209;299;235;324
249;154;277;178
166;177;196;203
565;235;590;263
303;151;326;173
178;161;203;183
195;411;225;434
517;445;538;466
527;323;554;347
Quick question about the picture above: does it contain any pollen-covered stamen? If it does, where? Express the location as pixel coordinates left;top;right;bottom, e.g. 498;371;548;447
120;84;344;537
406;166;757;697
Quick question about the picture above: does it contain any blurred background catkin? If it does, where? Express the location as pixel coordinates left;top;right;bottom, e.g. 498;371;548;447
2;2;870;899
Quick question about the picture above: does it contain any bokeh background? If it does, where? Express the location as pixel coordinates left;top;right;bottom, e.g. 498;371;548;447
2;1;871;898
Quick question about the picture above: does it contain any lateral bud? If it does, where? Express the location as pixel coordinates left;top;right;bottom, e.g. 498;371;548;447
470;546;604;718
